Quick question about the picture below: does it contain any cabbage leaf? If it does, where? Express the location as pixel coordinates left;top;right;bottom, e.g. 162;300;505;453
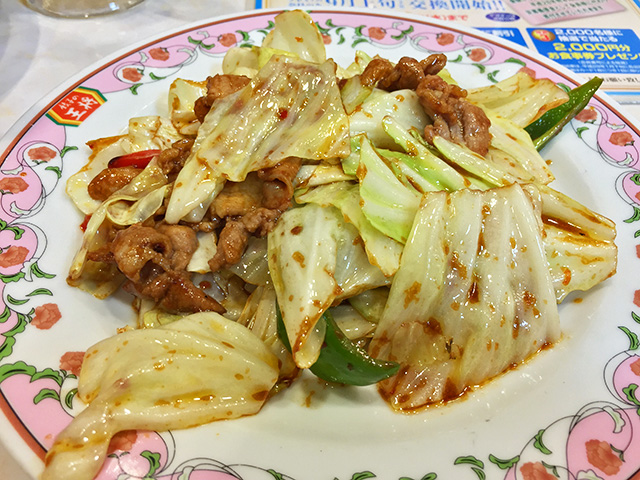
42;312;279;480
166;54;349;223
168;78;207;136
529;184;617;302
268;203;388;368
67;116;181;215
67;160;170;298
487;113;555;185
296;181;403;277
467;71;569;127
369;184;560;411
262;10;326;64
382;116;468;191
357;136;421;244
268;204;338;368
349;89;428;150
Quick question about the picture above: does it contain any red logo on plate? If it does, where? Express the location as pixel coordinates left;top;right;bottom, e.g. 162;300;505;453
46;86;106;127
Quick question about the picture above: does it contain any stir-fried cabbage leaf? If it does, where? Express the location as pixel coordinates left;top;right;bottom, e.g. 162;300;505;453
223;10;327;78
42;312;279;480
67;116;181;215
431;136;515;188
296;181;403;277
166;54;349;223
487;112;555;184
67;160;170;298
466;71;569;127
222;46;260;78
357;136;421;244
349;89;428;149
333;217;391;300
347;287;389;325
261;9;326;64
268;204;338;368
294;162;354;189
329;303;377;341
168;78;207;136
237;284;299;390
382;116;468;191
530;184;617;301
369;184;560;411
268;202;389;368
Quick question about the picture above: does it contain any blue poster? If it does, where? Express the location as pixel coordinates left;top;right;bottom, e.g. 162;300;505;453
527;27;640;75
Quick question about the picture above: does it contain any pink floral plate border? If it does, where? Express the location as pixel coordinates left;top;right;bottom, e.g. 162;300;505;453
1;8;640;480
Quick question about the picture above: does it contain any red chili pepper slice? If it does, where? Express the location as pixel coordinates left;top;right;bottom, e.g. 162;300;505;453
80;214;92;232
108;149;161;169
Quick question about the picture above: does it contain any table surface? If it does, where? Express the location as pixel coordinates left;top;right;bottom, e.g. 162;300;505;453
1;1;640;478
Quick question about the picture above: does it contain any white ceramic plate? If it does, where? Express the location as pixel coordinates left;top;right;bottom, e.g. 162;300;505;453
1;8;640;480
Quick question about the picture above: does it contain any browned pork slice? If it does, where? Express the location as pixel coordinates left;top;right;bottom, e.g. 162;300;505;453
111;224;224;314
368;183;560;411
193;74;251;123
208;158;301;273
417;74;492;156
360;54;447;90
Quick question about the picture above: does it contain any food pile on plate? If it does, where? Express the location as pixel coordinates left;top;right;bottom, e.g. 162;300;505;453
43;10;617;480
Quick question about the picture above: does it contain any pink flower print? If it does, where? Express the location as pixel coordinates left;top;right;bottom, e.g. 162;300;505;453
609;131;634;146
0;245;29;268
631;357;640;376
469;48;487;62
218;33;238;47
518;66;537;79
149;47;170;61
60;351;85;376
575;108;597;123
0;176;29;194
585;439;623;475
32;303;62;330
27;146;57;162
367;27;386;40
520;462;557;480
437;33;455;46
322;34;332;45
108;430;138;454
122;67;143;82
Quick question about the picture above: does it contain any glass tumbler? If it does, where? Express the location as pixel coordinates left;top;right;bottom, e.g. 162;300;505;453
23;0;145;18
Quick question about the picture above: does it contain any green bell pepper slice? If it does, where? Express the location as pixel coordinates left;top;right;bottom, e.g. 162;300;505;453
525;76;603;151
276;304;399;386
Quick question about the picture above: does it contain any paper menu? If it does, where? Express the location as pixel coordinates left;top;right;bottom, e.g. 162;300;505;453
506;0;625;25
255;0;640;103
